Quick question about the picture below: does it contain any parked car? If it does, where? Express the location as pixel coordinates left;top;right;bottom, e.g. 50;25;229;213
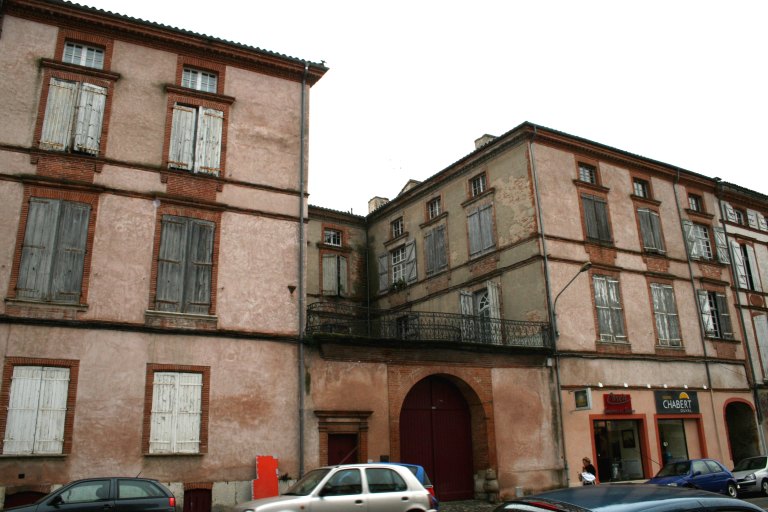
3;477;176;511
233;463;436;512
732;455;768;495
385;462;439;510
646;458;738;497
492;484;763;512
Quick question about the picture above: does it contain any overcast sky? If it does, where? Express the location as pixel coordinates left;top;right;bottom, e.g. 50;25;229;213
83;0;767;214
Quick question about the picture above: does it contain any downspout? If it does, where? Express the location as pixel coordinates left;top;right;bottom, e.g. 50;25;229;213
297;61;308;477
713;180;767;453
672;168;720;450
528;126;569;486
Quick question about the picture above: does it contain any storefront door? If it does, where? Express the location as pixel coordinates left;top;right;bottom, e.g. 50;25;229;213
658;419;689;464
593;419;645;482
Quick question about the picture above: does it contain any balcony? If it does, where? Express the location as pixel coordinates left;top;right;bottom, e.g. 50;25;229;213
306;302;552;351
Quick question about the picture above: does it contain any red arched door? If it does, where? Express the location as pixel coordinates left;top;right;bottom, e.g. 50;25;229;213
400;375;474;500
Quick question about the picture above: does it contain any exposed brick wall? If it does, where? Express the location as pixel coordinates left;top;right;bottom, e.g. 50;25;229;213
162;172;221;203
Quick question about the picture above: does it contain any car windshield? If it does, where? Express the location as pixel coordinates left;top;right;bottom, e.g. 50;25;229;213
283;469;330;496
734;457;768;471
657;461;691;477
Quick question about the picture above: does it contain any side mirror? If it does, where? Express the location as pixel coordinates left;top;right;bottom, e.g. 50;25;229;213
692;471;702;477
50;495;64;505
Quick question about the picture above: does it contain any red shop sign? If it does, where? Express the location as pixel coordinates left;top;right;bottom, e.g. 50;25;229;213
603;393;632;414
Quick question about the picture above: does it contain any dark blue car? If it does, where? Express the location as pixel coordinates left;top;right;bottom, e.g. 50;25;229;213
646;458;738;497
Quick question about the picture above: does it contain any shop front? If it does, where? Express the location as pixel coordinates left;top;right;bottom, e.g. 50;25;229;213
590;393;649;482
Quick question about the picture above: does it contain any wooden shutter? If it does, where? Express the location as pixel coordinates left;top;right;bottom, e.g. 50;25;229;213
196;108;223;175
714;227;729;263
479;205;495;252
459;290;473;341
583;195;610;242
715;293;733;339
184;219;214;314
721;201;737;222
73;83;107;155
168;104;197;170
731;241;748;289
682;220;699;258
424;230;435;275
758;213;768;231
651;284;668;342
467;208;481;256
404;240;417;283
747;210;759;229
664;285;681;345
486;281;502;344
3;366;68;455
16;198;60;300
593;276;611;339
322;254;338;295
338;256;348;295
50;201;90;303
697;290;716;337
745;245;761;292
174;373;202;453
149;372;176;454
378;254;388;293
156;216;188;312
435;225;447;271
607;277;625;338
39;78;78;151
639;209;665;252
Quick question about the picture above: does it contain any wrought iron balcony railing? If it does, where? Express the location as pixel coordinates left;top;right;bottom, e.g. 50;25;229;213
306;302;552;350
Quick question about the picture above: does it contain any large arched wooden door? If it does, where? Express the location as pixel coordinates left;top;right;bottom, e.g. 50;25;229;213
400;375;474;501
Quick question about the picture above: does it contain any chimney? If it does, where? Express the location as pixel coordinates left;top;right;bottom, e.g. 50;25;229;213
474;134;497;149
368;196;389;213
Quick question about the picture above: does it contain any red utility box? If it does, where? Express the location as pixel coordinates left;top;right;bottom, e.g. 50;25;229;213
252;455;279;499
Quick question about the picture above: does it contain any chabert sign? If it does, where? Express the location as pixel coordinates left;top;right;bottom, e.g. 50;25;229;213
655;390;699;414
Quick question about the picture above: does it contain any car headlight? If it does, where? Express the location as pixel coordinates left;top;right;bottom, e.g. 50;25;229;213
666;482;679;487
745;473;756;481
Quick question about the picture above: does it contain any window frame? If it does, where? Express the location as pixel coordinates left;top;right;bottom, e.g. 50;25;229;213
63;41;105;69
427;197;441;220
182;67;218;93
578;162;598;184
470;173;487;197
143;365;210;455
391;217;404;239
0;358;79;456
650;283;681;347
593;274;627;343
697;290;734;340
581;193;613;244
632;178;650;199
688;194;703;213
323;228;342;247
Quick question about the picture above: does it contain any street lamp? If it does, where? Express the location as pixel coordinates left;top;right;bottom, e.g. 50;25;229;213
552;261;592;337
551;261;591;487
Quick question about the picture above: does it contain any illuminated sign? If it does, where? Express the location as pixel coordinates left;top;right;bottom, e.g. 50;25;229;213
654;390;699;414
603;393;632;414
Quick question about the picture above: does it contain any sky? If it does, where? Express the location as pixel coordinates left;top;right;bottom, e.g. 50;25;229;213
81;0;767;215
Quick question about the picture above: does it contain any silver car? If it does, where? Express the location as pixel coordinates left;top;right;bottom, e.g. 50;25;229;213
233;463;437;512
733;455;768;495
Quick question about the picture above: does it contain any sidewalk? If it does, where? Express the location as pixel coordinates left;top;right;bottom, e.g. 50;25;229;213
441;500;498;512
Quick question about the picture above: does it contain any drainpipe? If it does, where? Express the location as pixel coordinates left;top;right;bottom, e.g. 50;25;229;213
713;180;767;453
297;61;308;477
672;169;720;451
528;126;569;486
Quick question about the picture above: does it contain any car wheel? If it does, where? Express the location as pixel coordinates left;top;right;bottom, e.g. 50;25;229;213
726;482;738;498
762;479;768;496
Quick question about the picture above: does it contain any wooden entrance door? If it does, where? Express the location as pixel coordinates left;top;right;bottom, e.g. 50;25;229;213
400;375;474;500
328;433;359;465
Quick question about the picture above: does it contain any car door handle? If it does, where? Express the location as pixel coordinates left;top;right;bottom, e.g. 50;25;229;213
401;496;410;501
355;499;363;504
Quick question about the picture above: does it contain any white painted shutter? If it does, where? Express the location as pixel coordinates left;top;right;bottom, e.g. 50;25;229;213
745;245;762;292
697;290;716;337
40;78;78;151
168;104;197;170
758;213;768;231
50;201;90;303
196;108;223;175
651;284;668;342
404;240;417;283
682;220;699;259
16;198;60;300
460;290;474;341
755;315;768;377
486;281;502;344
747;210;759;229
73;83;107;155
721;201;737;222
149;372;176;454
377;254;388;293
731;241;748;289
3;366;68;455
322;254;338;295
715;293;733;339
174;373;202;454
714;227;729;263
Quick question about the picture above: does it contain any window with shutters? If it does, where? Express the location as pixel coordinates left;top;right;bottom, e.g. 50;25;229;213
582;194;612;244
593;275;627;342
39;78;107;155
650;283;681;347
698;290;733;340
378;240;416;292
424;225;448;276
467;204;495;257
391;245;407;284
322;254;348;296
14;197;92;304
144;366;209;455
637;208;665;253
682;221;729;263
153;215;215;314
0;360;78;456
731;241;761;292
167;103;224;175
459;281;501;343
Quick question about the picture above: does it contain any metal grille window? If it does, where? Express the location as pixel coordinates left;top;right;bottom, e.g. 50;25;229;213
168;103;224;175
582;194;612;243
149;372;202;454
16;198;90;304
324;229;342;247
633;178;649;198
155;215;215;314
391;218;404;239
698;290;733;340
427;197;441;220
651;283;681;347
3;366;69;455
579;163;597;184
638;208;665;253
39;78;107;155
63;42;104;69
182;68;218;93
471;174;486;197
593;275;626;342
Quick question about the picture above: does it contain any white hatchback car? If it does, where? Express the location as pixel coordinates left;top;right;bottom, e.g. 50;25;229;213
733;455;768;495
233;463;437;512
